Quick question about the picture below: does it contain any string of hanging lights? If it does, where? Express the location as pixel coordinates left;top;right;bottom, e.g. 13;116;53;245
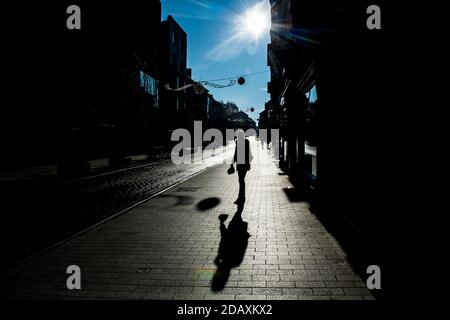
161;70;269;95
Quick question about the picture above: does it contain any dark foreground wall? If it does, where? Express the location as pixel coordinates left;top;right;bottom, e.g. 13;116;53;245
2;1;162;168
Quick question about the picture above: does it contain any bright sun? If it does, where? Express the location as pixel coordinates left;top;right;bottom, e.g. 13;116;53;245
239;3;270;41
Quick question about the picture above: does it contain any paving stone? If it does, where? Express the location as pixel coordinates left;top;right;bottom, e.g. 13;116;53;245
234;295;267;300
0;144;372;300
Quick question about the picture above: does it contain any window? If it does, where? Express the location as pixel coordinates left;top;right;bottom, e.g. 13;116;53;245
312;156;317;177
306;85;317;104
171;31;175;44
284;141;288;161
139;71;158;96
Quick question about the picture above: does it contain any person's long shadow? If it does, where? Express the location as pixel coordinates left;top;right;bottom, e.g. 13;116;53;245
211;204;250;292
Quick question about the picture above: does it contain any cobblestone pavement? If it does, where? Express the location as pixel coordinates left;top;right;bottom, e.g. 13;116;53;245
0;146;234;270
0;140;373;300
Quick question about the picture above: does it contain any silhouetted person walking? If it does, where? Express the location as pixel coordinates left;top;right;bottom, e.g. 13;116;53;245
229;130;253;205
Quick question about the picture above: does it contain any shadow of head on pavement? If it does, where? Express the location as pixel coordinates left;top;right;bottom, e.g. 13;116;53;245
155;194;194;207
196;197;221;211
211;204;250;292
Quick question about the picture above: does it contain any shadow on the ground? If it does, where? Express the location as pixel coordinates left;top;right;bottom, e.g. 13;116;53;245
283;187;311;202
155;194;194;207
308;194;383;300
211;204;250;292
281;185;382;299
196;197;221;211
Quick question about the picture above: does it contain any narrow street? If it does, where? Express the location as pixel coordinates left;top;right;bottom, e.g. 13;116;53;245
0;145;235;271
0;140;373;300
0;0;397;307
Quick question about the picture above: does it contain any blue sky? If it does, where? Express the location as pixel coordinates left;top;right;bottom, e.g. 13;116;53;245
161;0;271;122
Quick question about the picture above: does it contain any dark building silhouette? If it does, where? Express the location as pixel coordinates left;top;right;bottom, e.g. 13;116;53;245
2;1;163;171
207;96;229;134
159;15;213;149
2;2;254;172
159;15;188;133
265;0;388;275
208;99;257;136
67;1;163;167
184;68;210;134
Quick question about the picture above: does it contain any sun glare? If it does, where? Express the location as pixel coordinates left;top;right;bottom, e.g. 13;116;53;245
206;1;271;61
239;2;270;41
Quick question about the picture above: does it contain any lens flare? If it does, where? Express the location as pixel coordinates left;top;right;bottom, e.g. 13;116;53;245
239;2;271;41
205;1;271;61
